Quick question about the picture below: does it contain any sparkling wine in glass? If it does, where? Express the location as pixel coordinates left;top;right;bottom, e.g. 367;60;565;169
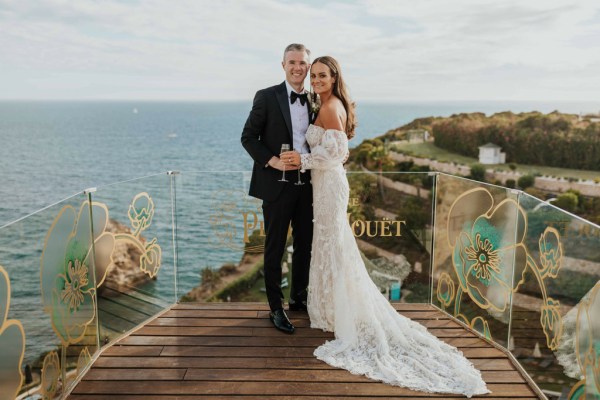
294;163;305;186
279;144;290;182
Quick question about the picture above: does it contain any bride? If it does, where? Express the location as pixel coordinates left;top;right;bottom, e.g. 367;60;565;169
281;56;489;397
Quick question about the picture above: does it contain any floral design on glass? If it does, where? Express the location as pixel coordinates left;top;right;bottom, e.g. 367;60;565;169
115;192;162;278
41;351;61;399
128;192;155;236
41;202;115;345
438;187;564;350
0;265;26;399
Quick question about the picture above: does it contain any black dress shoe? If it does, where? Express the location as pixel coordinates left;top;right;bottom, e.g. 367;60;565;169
288;300;308;312
269;308;295;334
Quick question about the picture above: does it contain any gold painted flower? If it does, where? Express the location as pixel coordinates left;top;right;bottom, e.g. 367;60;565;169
538;227;562;279
464;233;500;286
128;192;155;235
436;272;455;308
41;202;115;344
0;265;26;399
540;297;563;350
448;188;528;313
41;351;61;399
470;316;492;341
77;347;92;377
60;259;89;311
140;238;162;278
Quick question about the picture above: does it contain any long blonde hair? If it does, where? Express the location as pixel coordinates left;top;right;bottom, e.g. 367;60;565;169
312;56;356;139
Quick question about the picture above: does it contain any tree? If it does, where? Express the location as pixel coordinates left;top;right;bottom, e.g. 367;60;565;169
553;192;578;212
518;174;535;190
469;163;486;182
397;197;429;231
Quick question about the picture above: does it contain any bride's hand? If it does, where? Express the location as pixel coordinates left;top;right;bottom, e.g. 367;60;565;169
280;150;300;167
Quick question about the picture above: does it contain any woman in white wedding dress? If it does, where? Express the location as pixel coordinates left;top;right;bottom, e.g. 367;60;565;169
281;56;489;397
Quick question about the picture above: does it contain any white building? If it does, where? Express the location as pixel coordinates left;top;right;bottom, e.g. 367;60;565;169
407;130;430;143
478;143;506;164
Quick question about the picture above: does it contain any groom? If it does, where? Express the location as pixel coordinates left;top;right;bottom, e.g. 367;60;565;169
241;43;313;334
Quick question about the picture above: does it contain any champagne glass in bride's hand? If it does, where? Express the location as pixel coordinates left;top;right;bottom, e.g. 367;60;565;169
279;144;290;182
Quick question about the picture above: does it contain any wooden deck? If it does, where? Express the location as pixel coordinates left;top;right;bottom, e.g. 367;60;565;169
69;303;541;399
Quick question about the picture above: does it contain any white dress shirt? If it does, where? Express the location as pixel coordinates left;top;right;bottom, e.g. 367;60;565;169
285;81;310;154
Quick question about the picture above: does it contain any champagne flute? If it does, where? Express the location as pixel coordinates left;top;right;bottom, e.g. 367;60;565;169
294;159;305;186
279;144;290;182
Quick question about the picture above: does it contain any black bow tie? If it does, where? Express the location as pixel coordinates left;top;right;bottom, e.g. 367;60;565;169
290;91;308;106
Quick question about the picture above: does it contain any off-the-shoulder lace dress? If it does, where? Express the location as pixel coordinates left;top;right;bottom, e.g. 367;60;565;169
300;124;489;398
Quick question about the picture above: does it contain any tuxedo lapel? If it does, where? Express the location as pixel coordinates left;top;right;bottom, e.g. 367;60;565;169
275;82;293;144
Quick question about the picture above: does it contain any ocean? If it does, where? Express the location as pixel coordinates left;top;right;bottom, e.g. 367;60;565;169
2;100;600;228
1;99;600;365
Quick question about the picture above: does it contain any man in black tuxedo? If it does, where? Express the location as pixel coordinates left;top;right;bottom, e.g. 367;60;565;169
241;43;313;334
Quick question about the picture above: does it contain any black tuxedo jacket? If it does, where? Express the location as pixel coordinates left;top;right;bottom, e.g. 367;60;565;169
241;81;311;201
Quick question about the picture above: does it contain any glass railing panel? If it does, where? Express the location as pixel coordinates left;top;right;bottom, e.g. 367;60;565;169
513;192;600;398
176;171;433;305
0;193;99;399
89;173;175;346
176;171;261;302
432;174;520;347
347;171;435;303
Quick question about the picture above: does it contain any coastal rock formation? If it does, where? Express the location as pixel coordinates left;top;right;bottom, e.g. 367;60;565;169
184;253;262;302
99;219;153;295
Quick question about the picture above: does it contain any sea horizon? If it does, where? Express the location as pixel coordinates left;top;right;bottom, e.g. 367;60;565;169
2;99;600;228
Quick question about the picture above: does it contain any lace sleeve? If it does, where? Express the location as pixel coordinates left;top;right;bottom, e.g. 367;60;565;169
300;129;348;171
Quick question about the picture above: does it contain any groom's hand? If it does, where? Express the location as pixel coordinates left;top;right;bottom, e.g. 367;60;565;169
268;156;299;171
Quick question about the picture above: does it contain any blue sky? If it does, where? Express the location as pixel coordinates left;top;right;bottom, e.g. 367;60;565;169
0;0;599;101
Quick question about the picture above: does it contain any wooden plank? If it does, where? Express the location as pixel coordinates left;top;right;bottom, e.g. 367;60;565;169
173;302;270;310
156;345;505;359
71;380;536;397
159;345;316;358
102;284;172;308
102;345;164;357
98;309;139;332
119;335;491;348
147;317;314;328
69;396;540;400
426;328;478;338
459;347;506;358
144;316;460;329
182;368;525;384
161;309;259;318
173;302;437;312
255;310;449;320
91;356;516;371
442;337;495;348
99;295;163;318
246;327;476;339
391;303;436;311
134;326;256;337
83;368;186;381
121;335;328;347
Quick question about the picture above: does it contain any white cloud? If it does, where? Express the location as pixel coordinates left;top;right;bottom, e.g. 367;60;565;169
0;0;598;100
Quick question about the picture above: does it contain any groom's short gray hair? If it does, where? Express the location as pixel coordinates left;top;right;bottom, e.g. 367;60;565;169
283;43;310;62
